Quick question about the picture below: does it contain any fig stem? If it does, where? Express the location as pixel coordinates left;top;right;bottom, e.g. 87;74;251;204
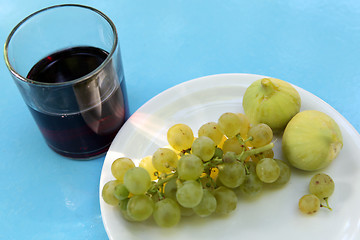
261;78;278;97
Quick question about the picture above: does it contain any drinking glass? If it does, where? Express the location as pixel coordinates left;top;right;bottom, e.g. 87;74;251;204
4;4;129;159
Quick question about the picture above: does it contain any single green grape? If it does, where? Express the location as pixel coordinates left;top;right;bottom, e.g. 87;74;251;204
309;173;335;199
248;123;273;147
127;195;154;221
111;157;135;182
139;155;159;181
298;194;320;215
123;167;152;195
218;112;242;138
239;162;263;198
176;180;203;208
102;180;122;206
151;191;162;203
212;186;237;214
180;206;194;217
222;151;237;163
118;198;134;222
236;113;250;139
164;177;177;200
153;198;181;227
272;159;291;186
167;123;194;151
191;136;216;162
198;122;224;146
222;137;244;154
213;147;223;159
152;148;178;173
256;158;280;183
113;183;129;200
193;189;217;217
218;161;246;188
164;179;195;217
177;154;204;181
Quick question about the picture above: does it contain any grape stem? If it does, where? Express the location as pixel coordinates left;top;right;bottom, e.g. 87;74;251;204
234;133;274;162
320;197;333;211
237;142;274;162
148;173;178;195
204;158;223;168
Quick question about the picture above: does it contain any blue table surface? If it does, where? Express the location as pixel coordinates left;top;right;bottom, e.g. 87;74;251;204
1;1;359;239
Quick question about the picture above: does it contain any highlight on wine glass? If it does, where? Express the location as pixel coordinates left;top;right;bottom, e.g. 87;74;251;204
4;4;129;159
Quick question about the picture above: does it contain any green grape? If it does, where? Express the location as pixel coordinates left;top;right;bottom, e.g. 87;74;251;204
180;206;194;217
222;137;244;154
222;151;237;163
139;155;159;181
218;161;246;188
163;178;196;217
176;180;203;208
239;172;263;198
102;180;122;206
256;158;280;183
153;198;181;227
151;191;162;203
123;167;152;195
212;186;237;214
198;122;224;146
113;183;130;200
236;113;250;138
217;112;242;138
127;195;154;221
200;175;213;189
177;154;204;180
248;123;273;147
111;157;135;182
251;149;274;163
191;136;216;162
272;159;291;186
193;189;217;217
239;162;263;197
298;194;320;215
164;177;177;200
246;160;257;173
119;198;135;222
152;148;178;173
167;123;194;151
213;147;223;159
309;173;335;199
215;175;225;188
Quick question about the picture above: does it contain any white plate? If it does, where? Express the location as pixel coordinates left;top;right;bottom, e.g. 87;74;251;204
100;73;360;240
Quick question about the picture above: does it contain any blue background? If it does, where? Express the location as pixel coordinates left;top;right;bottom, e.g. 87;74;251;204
0;1;359;239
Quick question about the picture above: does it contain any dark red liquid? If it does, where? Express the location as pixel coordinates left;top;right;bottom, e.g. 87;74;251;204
27;46;128;159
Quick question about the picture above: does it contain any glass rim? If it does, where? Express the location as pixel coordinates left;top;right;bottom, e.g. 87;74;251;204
3;4;118;86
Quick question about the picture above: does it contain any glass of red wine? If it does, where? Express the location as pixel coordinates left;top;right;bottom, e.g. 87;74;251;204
4;4;129;159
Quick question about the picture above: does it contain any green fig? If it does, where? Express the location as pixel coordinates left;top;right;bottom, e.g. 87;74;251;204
282;110;343;171
242;78;301;131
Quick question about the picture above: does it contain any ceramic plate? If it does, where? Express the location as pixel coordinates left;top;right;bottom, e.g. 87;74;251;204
100;73;360;240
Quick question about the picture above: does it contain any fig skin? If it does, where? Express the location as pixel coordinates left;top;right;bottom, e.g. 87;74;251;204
243;78;301;132
282;110;343;171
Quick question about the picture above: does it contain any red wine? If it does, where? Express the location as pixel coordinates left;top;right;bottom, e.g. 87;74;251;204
27;46;128;159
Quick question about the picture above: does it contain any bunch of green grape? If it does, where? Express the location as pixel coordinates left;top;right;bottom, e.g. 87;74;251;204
102;112;291;227
298;173;335;214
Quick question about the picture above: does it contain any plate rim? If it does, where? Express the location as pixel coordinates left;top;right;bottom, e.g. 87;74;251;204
99;73;360;239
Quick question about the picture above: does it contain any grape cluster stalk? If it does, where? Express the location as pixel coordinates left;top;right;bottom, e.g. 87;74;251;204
102;112;292;227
